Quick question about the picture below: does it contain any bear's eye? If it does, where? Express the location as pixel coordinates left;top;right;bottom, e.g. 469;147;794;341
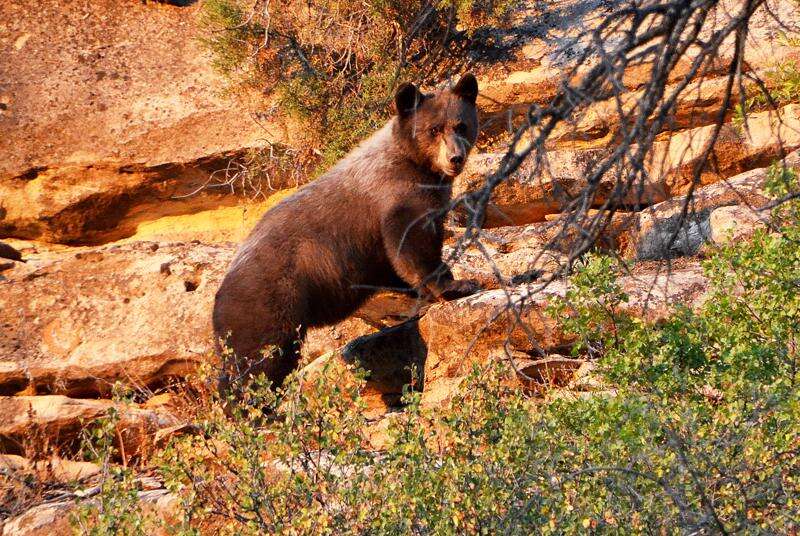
454;123;468;136
429;126;442;137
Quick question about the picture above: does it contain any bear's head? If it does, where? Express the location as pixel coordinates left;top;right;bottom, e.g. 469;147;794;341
393;73;479;178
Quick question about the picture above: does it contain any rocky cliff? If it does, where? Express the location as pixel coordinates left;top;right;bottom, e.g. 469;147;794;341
2;0;800;532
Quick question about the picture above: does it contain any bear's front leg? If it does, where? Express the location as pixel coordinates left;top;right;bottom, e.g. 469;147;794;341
381;205;481;300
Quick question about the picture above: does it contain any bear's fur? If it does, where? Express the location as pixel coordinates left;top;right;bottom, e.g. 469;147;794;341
213;73;481;396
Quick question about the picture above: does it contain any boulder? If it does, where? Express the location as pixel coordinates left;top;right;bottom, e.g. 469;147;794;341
0;2;268;177
0;395;177;457
622;150;799;259
445;210;636;286
0;242;233;397
514;355;588;392
419;265;708;406
709;205;768;244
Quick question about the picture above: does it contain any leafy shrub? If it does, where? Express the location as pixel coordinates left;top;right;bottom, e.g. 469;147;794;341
71;404;153;535
199;0;515;174
734;60;800;128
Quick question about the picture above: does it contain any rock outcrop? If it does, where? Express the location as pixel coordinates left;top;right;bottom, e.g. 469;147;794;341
0;0;280;245
419;265;708;406
3;0;800;529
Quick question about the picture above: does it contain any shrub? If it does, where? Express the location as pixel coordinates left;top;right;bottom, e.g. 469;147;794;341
734;60;800;129
199;0;515;174
71;405;153;535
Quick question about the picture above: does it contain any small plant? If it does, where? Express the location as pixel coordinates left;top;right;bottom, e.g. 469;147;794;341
70;399;154;535
199;0;516;176
733;60;800;131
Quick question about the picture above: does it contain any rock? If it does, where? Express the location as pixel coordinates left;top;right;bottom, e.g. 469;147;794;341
0;242;233;397
1;488;178;536
515;355;587;392
0;454;100;483
567;361;604;391
709;205;768;244
553;65;800;146
622;151;799;259
453;148;663;227
0;241;409;398
646;104;800;197
476;0;800;141
446;211;636;286
419;265;708;406
445;225;567;288
302;318;378;363
0;395;177;457
456;102;800;230
1;501;73;536
0;0;285;245
298;320;427;418
0;2;270;176
141;393;181;411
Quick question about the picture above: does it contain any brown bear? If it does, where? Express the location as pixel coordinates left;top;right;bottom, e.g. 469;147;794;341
213;73;481;398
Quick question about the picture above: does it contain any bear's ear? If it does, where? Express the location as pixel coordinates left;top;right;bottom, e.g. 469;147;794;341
394;82;424;117
452;73;478;104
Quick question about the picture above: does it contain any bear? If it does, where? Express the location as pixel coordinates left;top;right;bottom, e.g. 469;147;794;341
212;73;481;399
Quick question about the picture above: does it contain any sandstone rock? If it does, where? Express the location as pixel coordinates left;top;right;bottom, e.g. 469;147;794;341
298;320;427;418
0;2;268;177
458;104;800;230
0;454;100;483
302;318;378;364
445;224;568;288
553;63;800;146
646;104;800;197
0;396;176;457
1;501;73;536
709;205;768;244
567;360;604;391
0;242;233;397
419;265;708;406
623;150;798;259
0;1;284;245
453;148;662;227
0;241;404;398
478;0;800;145
1;488;178;536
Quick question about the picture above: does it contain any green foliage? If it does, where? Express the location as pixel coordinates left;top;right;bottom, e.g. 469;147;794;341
71;392;154;535
198;0;514;174
734;60;800;129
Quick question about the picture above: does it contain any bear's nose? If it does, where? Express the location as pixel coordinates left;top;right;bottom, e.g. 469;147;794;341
449;154;464;166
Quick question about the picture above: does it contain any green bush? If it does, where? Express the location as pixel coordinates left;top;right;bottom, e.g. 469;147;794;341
734;60;800;128
199;0;515;174
71;404;153;535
